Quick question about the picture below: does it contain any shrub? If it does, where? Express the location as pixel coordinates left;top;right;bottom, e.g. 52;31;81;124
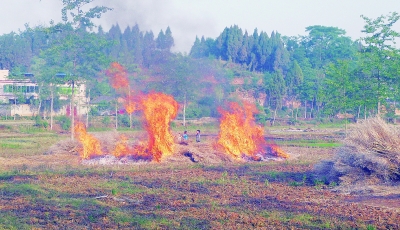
288;118;300;126
34;116;48;128
118;114;130;127
56;115;71;130
102;116;111;126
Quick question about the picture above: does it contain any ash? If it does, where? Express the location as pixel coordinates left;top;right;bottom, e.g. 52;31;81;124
242;153;285;162
81;155;151;165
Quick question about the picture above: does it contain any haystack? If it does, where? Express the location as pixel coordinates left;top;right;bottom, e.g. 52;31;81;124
315;117;400;188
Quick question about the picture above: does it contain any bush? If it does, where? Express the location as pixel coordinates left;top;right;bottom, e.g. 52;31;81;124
34;116;48;128
56;115;71;130
185;105;202;119
102;116;111;126
288;118;300;126
118;114;130;127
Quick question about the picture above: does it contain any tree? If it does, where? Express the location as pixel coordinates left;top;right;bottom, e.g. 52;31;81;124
325;60;355;119
59;0;112;139
302;25;355;69
162;55;199;126
264;70;286;124
359;12;400;115
142;31;156;68
31;56;63;129
285;60;303;118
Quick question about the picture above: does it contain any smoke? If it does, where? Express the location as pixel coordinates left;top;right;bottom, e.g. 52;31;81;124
91;0;218;53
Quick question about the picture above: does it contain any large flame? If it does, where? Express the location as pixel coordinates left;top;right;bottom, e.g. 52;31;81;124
74;122;102;159
106;62;129;91
139;92;178;162
217;101;288;159
217;101;265;159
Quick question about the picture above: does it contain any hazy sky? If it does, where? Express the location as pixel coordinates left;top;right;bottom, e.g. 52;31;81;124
1;0;399;53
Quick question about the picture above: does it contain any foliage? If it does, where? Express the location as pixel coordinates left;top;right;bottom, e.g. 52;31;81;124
0;5;399;122
55;115;71;130
34;115;49;129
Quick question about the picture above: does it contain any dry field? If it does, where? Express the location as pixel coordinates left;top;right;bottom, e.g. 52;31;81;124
0;125;399;229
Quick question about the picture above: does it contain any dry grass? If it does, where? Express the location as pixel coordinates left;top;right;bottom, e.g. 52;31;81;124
315;117;400;194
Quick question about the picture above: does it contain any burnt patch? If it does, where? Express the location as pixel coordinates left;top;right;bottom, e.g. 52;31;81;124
183;152;197;162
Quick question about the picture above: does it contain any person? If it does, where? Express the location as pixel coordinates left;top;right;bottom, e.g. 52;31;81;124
183;130;188;142
196;129;201;142
177;133;182;143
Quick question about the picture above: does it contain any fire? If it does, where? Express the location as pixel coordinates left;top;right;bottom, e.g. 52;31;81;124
106;62;129;91
74;122;102;159
124;93;136;114
217;101;265;158
139;92;178;162
217;101;288;159
268;143;289;159
112;135;131;158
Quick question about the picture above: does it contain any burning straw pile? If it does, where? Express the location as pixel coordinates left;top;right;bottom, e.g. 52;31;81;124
47;62;288;165
316;117;400;188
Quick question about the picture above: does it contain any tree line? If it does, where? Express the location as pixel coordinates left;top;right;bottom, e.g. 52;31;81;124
0;0;399;123
190;14;400;121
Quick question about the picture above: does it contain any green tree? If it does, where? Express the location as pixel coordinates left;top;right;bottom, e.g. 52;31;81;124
162;55;199;126
359;12;400;115
285;60;303;118
264;71;286;124
52;0;112;139
302;25;356;69
325;60;355;117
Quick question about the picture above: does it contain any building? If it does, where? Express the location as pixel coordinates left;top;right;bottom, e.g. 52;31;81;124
0;70;89;117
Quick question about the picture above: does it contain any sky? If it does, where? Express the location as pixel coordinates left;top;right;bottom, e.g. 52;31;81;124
0;0;399;53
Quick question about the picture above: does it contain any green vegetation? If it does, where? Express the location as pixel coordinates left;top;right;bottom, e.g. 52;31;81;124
1;0;398;124
260;211;334;229
276;139;342;148
0;133;60;157
0;1;398;229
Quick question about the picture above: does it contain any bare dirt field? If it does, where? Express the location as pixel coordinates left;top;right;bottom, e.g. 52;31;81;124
0;127;399;229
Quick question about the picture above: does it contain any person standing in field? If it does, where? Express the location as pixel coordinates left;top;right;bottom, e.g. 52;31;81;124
183;130;188;143
196;129;201;142
177;133;182;143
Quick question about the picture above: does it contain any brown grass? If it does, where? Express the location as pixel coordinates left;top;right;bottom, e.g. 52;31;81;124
315;117;400;193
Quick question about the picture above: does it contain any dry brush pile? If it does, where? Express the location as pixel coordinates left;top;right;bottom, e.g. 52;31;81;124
316;117;400;188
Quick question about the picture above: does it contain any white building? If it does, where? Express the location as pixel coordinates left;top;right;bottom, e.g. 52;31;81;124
0;70;89;117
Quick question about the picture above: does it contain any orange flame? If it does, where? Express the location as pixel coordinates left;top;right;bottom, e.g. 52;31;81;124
217;101;266;159
124;93;136;114
112;135;131;158
268;143;289;159
217;101;288;159
106;62;129;91
74;122;102;159
139;92;178;162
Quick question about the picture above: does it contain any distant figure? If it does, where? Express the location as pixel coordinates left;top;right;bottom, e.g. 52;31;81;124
183;130;188;142
196;129;201;142
177;133;182;143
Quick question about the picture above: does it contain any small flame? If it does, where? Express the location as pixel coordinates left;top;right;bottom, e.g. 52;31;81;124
139;92;178;162
106;62;129;91
124;92;136;114
112;135;131;158
267;141;289;159
74;122;102;159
